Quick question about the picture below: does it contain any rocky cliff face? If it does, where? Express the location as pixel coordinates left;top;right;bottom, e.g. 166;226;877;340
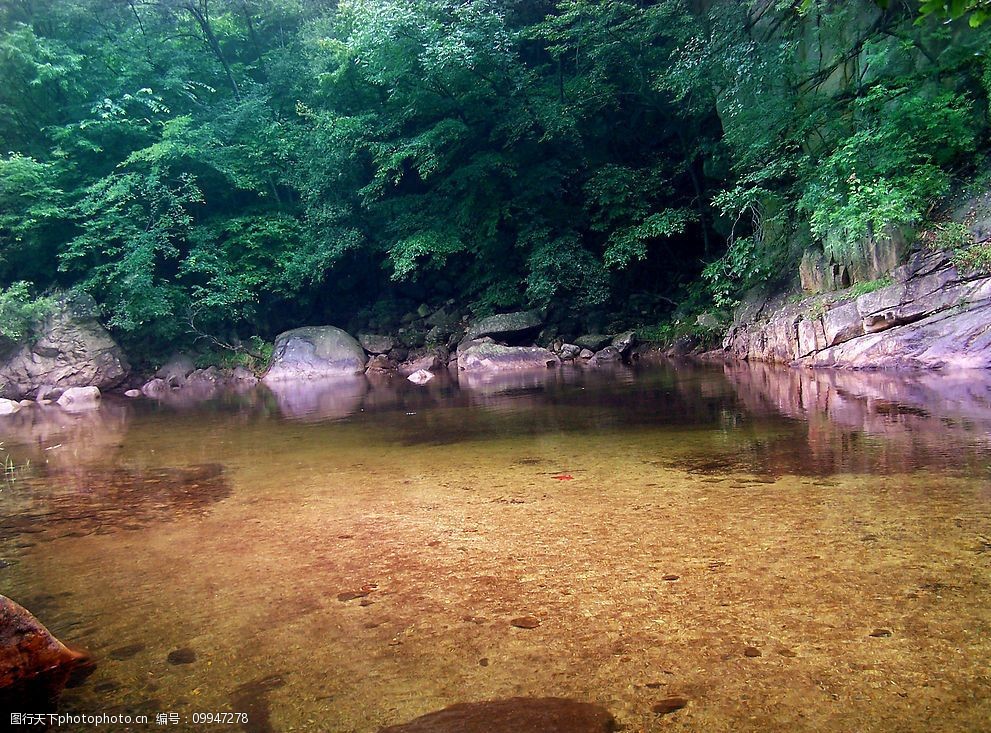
0;293;129;399
723;248;991;369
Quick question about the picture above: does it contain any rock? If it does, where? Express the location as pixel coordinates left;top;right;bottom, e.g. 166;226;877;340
579;348;594;359
611;330;636;353
416;303;431;318
589;346;622;365
407;369;434;385
0;595;92;712
359;334;396;355
0;293;129;400
724;247;991;369
17;399;33;407
743;646;762;657
575;334;611;351
378;697;615;733
662;574;680;581
141;378;170;398
166;648;196;665
231;366;258;384
465;310;543;342
651;697;688;715
869;629;892;638
155;354;195;386
559;344;581;360
400;353;442;376
366;354;398;373
35;385;62;401
56;386;101;411
263;326;367;382
185;367;222;389
0;398;22;415
458;342;560;372
124;389;142;398
510;616;541;629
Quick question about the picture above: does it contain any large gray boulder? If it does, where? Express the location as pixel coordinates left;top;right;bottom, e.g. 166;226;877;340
458;341;560;372
263;326;367;382
0;294;129;400
465;310;543;342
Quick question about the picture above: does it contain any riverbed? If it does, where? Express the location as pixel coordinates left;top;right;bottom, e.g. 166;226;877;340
1;361;990;732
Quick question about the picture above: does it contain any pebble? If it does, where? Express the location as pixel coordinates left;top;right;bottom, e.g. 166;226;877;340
869;628;893;638
662;574;680;581
510;616;541;629
743;646;762;658
652;697;688;715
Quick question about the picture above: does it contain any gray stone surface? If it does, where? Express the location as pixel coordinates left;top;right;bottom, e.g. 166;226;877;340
723;249;991;370
465;310;543;342
457;341;560;372
263;326;367;382
56;386;101;411
358;334;396;355
0;294;129;399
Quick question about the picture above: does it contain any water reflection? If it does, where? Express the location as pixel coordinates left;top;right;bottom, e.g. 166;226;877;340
720;363;991;476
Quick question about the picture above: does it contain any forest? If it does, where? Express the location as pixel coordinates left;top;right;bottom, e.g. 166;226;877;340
1;0;989;363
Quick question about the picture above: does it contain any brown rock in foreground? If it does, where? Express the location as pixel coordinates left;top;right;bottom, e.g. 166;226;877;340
378;697;616;733
0;595;93;711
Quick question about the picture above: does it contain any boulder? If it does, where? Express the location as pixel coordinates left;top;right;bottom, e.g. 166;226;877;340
141;378;170;398
155;354;195;387
465;310;543;342
35;385;62;401
263;326;367;382
231;366;258;384
0;399;22;415
611;330;636;353
458;341;560;372
56;386;101;411
574;334;612;351
358;334;395;355
124;389;142;398
589;346;623;365
0;293;129;400
1;595;92;712
366;354;398;373
579;348;594;359
559;343;581;360
185;367;222;389
400;353;442;376
407;369;434;385
378;697;616;733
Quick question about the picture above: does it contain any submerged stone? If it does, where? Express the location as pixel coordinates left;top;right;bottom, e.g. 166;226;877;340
510;616;541;629
166;648;196;665
0;595;93;712
651;697;688;715
378;697;616;733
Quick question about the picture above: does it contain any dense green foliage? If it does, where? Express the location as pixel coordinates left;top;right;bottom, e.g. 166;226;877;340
0;0;988;357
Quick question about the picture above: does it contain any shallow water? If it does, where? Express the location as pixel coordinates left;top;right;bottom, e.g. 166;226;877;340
1;360;991;732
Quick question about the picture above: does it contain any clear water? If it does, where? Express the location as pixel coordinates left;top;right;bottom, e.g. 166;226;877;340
1;361;990;732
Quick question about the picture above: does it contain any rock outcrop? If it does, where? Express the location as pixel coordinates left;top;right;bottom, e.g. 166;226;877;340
263;326;367;382
723;249;991;369
379;698;616;733
0;293;129;399
0;595;92;712
457;341;560;372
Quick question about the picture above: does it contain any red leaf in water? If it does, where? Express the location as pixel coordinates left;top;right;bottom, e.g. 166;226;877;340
552;474;574;481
